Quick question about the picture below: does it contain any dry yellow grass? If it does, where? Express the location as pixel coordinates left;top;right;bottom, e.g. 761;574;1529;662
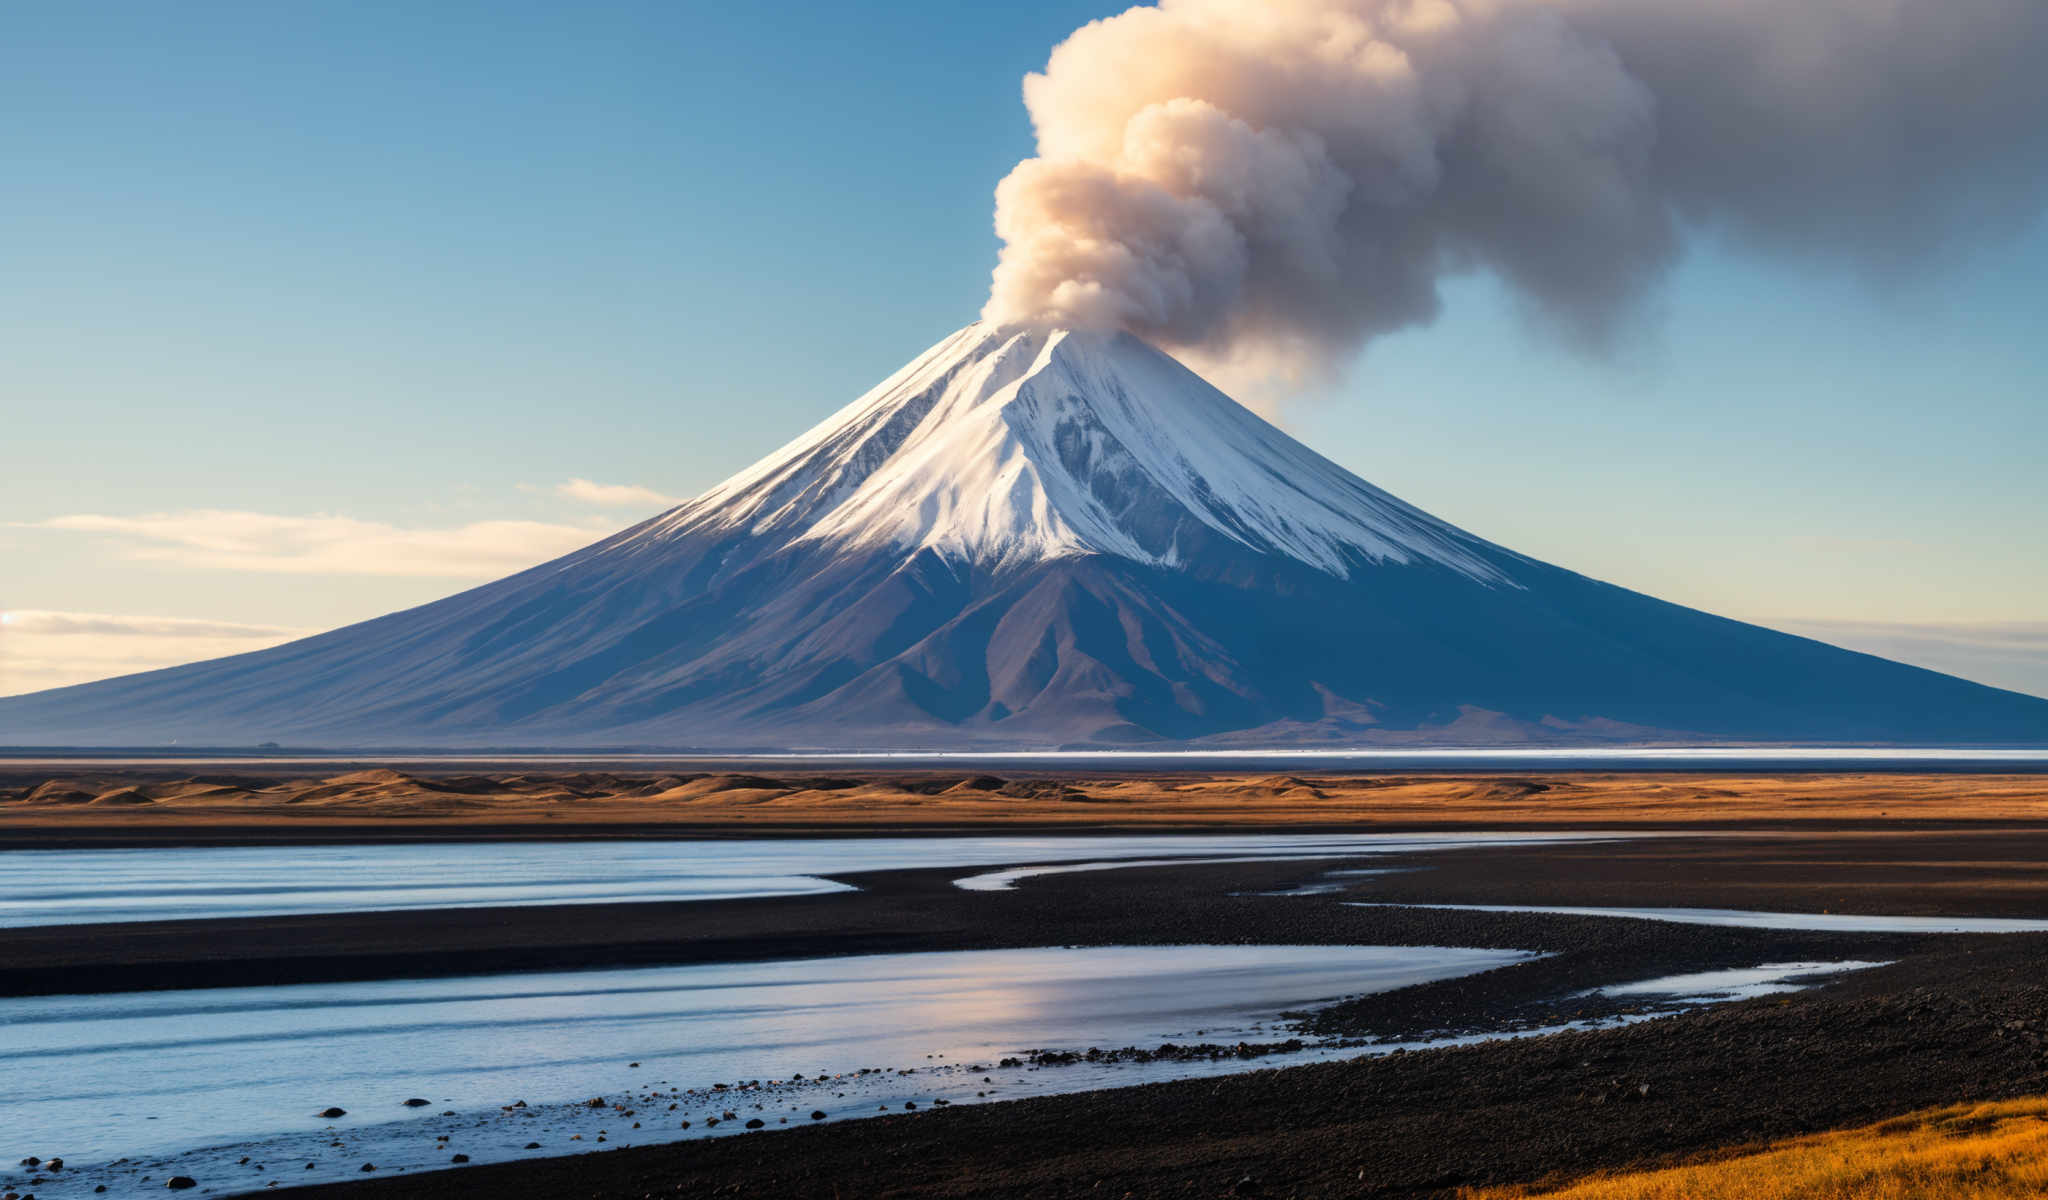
3;770;2047;830
1465;1098;2048;1200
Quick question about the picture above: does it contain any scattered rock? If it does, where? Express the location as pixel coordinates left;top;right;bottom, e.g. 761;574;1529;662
402;1098;431;1107
745;1118;765;1129
811;1110;827;1120
450;1154;470;1164
166;1179;197;1191
359;1163;376;1172
523;1143;541;1150
318;1107;347;1119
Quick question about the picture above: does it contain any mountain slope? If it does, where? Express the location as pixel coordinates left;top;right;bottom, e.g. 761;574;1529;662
3;322;2043;748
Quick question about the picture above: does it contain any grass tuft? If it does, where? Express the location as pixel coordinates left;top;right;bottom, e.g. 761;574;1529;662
1463;1097;2048;1199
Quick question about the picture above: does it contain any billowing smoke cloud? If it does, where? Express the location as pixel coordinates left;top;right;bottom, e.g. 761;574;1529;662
983;0;2048;389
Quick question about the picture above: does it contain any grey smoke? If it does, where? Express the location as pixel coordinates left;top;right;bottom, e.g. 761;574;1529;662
981;0;2048;388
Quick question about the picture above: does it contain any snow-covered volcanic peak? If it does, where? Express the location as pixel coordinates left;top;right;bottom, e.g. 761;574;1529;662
644;322;1513;583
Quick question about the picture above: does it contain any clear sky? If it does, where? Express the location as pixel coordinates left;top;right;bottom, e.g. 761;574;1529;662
3;0;2045;700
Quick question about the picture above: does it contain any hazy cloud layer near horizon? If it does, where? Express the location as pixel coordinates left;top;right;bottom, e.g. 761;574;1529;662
0;610;314;697
17;510;609;579
1765;619;2048;704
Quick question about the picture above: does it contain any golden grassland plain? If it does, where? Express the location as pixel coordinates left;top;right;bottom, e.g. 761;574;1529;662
0;769;2045;830
1463;1097;2048;1200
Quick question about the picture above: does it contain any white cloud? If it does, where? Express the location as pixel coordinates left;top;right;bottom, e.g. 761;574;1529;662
20;510;607;578
0;609;318;697
1769;619;2048;700
553;479;682;508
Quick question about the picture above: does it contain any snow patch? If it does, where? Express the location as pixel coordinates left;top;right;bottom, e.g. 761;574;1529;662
640;323;1515;583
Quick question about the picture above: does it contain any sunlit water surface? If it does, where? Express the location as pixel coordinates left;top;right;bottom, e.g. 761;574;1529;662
1592;960;1892;1002
0;943;1535;1197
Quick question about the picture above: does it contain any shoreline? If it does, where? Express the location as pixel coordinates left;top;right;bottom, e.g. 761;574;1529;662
265;938;2048;1200
11;828;2048;998
220;838;2048;1198
12;784;2048;1197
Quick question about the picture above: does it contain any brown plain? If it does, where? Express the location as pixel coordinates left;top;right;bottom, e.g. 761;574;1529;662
2;769;2045;833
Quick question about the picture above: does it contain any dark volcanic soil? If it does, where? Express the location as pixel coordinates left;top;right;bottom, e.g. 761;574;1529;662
14;825;2048;1198
273;950;2048;1199
10;830;2048;1002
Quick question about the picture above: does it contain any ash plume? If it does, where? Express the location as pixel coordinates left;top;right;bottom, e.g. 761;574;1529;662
982;0;2048;390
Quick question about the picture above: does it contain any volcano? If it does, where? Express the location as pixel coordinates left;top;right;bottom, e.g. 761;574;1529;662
5;322;2044;749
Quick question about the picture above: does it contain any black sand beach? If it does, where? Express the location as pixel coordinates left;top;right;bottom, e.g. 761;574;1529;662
9;775;2048;1197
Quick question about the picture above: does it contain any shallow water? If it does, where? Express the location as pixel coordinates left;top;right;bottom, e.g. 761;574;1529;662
14;748;2048;770
1594;960;1891;1002
0;832;1612;928
952;854;1358;891
1349;902;2048;934
0;943;1536;1197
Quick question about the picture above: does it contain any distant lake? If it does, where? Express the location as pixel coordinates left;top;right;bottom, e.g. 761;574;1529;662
7;746;2046;772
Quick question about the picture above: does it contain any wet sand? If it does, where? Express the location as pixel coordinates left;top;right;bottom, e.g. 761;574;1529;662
8;828;2048;1001
271;942;2048;1200
223;831;2048;1200
8;772;2048;1197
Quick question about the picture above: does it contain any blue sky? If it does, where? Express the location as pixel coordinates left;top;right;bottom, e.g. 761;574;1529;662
3;0;2045;699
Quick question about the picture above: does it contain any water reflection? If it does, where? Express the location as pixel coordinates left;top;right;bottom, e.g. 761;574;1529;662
0;943;1534;1195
